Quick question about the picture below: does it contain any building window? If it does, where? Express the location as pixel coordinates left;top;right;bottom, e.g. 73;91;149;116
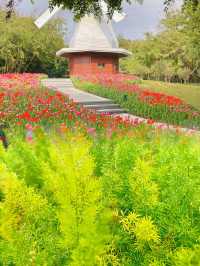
98;63;105;69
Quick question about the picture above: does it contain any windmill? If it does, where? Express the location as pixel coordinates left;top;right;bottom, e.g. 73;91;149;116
34;2;131;76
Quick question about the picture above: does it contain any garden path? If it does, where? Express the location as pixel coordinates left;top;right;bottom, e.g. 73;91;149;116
42;78;198;135
42;78;126;115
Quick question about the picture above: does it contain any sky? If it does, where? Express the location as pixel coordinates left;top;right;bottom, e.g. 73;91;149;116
1;0;182;40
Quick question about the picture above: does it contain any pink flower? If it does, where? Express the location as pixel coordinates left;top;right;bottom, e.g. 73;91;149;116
25;123;34;142
87;127;96;136
25;123;34;131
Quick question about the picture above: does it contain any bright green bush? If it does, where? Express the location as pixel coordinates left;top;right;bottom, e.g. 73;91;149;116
0;163;61;265
0;130;200;265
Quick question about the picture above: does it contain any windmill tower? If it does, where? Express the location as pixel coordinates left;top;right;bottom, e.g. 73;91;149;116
35;3;131;76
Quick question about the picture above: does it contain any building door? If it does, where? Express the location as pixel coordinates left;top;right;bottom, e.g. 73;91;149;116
70;55;91;75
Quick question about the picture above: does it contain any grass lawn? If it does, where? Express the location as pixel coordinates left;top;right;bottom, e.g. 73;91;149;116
141;80;200;111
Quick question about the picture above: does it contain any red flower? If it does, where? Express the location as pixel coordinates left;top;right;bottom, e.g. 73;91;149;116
147;119;155;125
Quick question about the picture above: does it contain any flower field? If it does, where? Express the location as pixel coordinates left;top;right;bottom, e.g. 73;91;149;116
0;74;200;265
73;74;200;129
0;73;46;90
0;73;136;138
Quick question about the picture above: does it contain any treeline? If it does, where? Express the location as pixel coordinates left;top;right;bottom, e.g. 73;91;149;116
119;3;200;83
0;10;68;77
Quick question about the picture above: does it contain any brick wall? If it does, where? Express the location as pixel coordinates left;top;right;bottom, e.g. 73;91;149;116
67;53;119;76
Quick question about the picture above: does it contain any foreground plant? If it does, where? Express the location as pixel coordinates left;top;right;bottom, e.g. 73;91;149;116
0;128;200;265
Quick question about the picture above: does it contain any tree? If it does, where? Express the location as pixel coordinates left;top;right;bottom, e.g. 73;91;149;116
164;61;176;82
177;67;192;83
0;10;68;77
164;0;199;10
183;2;200;78
5;0;199;20
119;3;200;83
6;0;144;19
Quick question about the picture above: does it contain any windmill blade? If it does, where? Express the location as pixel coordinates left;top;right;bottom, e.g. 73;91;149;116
112;11;126;23
34;5;63;29
107;20;119;47
101;0;126;22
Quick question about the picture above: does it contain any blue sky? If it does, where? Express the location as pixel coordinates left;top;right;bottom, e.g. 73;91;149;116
2;0;182;40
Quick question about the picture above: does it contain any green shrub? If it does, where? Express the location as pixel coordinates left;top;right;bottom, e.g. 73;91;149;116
0;131;200;265
0;163;62;265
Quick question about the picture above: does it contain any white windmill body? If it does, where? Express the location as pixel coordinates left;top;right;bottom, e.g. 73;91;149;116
35;2;131;76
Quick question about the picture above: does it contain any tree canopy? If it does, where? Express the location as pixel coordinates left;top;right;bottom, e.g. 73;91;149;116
0;10;68;77
6;0;199;19
119;2;200;83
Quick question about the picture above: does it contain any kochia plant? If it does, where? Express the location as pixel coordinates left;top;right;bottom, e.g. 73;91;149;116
40;135;111;265
0;130;200;265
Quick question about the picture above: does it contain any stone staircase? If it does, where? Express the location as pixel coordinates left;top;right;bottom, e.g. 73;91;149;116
42;78;126;115
83;103;125;114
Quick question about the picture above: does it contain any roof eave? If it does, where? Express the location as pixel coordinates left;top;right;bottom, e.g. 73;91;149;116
56;48;132;58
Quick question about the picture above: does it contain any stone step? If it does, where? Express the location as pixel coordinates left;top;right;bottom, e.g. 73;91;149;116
96;108;126;115
42;79;126;115
79;100;113;105
42;80;72;83
42;80;73;85
42;82;73;86
42;79;70;81
43;85;73;88
42;81;72;83
42;80;72;84
42;81;71;83
43;86;73;89
84;103;120;110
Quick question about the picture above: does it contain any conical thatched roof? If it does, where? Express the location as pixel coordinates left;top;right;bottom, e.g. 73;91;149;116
57;16;131;57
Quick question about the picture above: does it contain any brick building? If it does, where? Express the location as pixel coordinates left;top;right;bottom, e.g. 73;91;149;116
56;16;131;76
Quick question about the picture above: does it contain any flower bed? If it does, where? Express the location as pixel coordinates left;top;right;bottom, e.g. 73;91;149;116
0;74;139;138
73;73;200;129
0;73;46;90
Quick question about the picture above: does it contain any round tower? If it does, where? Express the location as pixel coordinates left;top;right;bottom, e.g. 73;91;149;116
56;16;131;76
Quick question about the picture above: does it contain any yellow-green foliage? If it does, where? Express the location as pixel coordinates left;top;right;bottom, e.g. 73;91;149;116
129;159;159;209
1;141;43;187
0;163;59;265
41;135;108;265
0;131;200;265
171;246;200;266
121;212;160;250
